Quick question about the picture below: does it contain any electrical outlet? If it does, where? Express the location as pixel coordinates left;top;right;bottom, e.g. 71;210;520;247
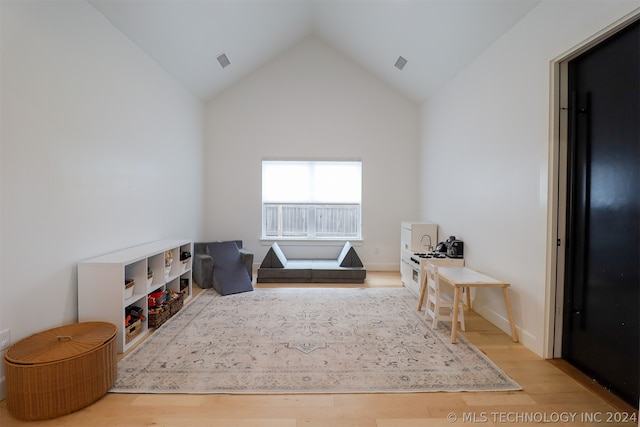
0;329;11;351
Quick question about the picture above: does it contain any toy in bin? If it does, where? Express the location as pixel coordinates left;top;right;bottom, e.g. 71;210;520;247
165;251;173;267
125;305;145;327
148;290;166;307
127;306;144;318
148;306;165;315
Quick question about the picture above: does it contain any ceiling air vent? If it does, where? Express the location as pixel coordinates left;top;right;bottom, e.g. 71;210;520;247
394;56;407;70
217;53;231;69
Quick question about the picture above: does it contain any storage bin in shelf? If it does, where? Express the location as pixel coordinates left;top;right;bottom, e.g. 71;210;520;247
148;310;169;329
179;248;191;273
125;304;146;344
167;291;184;315
124;279;135;299
180;277;189;292
176;275;190;300
125;318;142;344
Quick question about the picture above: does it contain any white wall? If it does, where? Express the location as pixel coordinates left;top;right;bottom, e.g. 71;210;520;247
419;0;639;356
0;0;204;398
204;35;420;269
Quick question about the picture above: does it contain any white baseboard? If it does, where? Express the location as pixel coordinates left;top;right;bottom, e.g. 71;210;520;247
474;304;539;357
252;263;400;272
363;263;399;271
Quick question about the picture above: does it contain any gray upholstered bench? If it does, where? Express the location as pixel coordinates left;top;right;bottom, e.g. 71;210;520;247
257;241;366;284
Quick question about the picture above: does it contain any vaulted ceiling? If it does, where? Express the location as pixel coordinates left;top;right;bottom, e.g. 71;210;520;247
89;0;541;104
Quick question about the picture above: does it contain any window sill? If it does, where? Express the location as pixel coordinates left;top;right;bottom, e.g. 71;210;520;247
260;238;363;247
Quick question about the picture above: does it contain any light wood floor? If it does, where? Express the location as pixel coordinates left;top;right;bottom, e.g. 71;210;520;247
1;272;637;426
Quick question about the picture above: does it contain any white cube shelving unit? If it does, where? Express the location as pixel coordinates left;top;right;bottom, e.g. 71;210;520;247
78;239;192;353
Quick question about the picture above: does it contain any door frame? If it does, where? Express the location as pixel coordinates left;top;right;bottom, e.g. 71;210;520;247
545;10;640;359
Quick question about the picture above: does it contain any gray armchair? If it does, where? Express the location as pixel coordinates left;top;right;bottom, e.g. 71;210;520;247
193;241;254;295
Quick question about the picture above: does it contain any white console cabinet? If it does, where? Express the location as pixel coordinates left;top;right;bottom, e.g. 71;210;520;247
78;239;192;353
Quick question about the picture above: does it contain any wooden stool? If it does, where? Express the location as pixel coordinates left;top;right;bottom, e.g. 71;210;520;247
4;322;117;420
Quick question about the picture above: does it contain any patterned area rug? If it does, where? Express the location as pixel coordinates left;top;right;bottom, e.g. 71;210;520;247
111;287;521;394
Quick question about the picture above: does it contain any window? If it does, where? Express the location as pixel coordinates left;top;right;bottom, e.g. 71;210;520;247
262;160;362;240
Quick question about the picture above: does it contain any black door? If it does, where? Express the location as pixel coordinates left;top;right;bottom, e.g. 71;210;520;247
563;19;639;407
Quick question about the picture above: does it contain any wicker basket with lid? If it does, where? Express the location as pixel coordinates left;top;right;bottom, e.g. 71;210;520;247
4;321;117;420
